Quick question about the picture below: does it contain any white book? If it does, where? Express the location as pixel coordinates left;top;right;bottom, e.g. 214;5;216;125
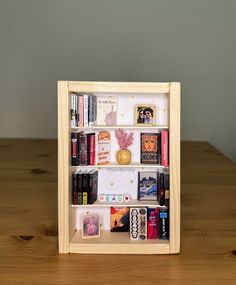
71;94;76;128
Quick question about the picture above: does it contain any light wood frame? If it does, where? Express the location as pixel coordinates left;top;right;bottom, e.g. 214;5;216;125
58;81;180;254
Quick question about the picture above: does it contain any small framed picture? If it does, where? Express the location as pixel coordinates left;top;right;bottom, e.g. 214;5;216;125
135;105;156;126
82;214;100;239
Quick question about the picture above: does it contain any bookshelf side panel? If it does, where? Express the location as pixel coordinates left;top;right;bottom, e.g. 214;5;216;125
58;81;70;253
169;82;181;254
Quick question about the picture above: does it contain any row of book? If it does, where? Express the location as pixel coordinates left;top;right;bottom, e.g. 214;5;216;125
111;207;169;240
72;170;98;205
71;94;97;128
71;130;169;166
137;171;169;206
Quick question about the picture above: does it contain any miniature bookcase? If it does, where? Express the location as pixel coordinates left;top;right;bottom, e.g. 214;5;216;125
58;81;180;254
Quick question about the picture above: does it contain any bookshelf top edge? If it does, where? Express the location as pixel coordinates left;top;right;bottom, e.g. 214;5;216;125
59;81;180;94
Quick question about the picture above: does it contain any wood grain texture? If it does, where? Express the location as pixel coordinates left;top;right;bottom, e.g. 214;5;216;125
169;82;181;253
0;140;236;284
68;81;170;93
58;81;70;253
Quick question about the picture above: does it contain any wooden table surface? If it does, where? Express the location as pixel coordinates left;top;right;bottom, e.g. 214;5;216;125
0;139;235;285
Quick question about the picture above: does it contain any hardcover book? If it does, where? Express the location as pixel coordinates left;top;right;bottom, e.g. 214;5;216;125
97;131;110;165
82;171;89;205
97;96;117;126
161;130;169;166
130;207;147;240
79;133;88;165
110;207;129;232
147;207;158;239
77;170;83;205
137;171;158;201
83;95;89;127
71;132;80;166
88;170;98;204
78;95;84;127
159;208;169;240
140;133;160;164
72;170;78;205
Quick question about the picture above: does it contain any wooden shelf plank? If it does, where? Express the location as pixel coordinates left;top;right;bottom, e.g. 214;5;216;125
71;125;169;130
72;163;168;169
70;230;169;254
71;200;167;208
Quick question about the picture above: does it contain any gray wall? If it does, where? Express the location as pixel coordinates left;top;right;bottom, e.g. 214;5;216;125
0;0;236;161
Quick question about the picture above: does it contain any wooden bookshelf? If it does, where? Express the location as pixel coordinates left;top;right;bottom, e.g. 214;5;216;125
58;81;180;254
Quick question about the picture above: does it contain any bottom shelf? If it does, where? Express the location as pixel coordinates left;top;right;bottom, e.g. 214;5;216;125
70;230;170;254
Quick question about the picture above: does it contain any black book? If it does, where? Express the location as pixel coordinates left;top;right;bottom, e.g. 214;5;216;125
82;171;89;205
88;170;98;204
71;132;80;166
72;170;78;205
159;208;169;240
77;170;83;205
164;173;169;208
158;173;165;206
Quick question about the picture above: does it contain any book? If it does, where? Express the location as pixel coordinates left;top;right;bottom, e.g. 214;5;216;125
161;130;168;166
83;95;89;127
110;207;129;232
77;170;83;205
140;133;160;164
158;173;165;206
71;94;77;128
130;207;147;240
97;96;117;126
79;95;84;127
71;132;80;166
137;171;158;201
82;171;89;205
159;208;169;240
97;131;110;165
79;133;88;165
72;170;78;205
147;207;158;239
88;170;98;204
164;173;169;207
89;133;95;165
88;95;97;127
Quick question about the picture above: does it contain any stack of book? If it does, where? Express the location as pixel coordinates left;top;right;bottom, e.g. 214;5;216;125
72;170;98;205
71;132;96;166
110;207;169;240
71;93;97;127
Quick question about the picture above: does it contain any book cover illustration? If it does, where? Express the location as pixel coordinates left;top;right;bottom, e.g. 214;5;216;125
97;96;117;126
97;131;110;165
147;207;158;239
138;171;158;201
110;207;129;232
140;133;160;164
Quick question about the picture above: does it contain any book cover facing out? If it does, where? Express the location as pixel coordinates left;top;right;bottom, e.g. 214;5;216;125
138;171;158;201
110;207;129;232
141;133;160;164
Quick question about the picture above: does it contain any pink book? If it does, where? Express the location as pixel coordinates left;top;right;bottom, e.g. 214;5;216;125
161;130;168;167
89;134;95;165
79;95;84;127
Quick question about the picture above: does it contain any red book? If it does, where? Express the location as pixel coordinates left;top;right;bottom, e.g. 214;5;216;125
79;95;84;127
147;207;158;239
89;134;95;165
161;130;168;167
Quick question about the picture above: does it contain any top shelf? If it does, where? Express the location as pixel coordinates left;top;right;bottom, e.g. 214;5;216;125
71;125;168;130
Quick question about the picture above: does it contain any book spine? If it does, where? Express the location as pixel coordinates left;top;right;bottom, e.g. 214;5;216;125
79;133;88;165
71;133;78;166
147;207;158;239
79;95;84;127
88;95;93;127
72;171;78;205
71;94;76;128
161;130;168;166
77;171;83;205
138;208;147;240
159;208;169;240
88;171;98;204
157;132;161;164
159;173;165;206
89;134;95;165
93;96;97;126
82;173;88;205
83;95;88;127
164;173;169;207
137;172;141;200
130;208;139;240
76;94;79;126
